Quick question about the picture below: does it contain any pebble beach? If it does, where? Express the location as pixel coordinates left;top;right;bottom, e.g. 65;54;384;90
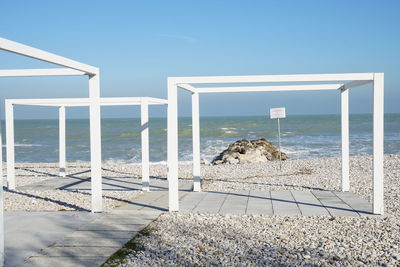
3;154;400;265
110;154;399;266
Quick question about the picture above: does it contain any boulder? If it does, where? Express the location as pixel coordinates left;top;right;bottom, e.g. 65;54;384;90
211;138;286;165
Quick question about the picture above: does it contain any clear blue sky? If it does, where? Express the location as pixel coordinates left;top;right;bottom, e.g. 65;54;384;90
1;0;399;119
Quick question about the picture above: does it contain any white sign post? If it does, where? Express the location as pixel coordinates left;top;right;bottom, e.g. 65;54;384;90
270;107;286;170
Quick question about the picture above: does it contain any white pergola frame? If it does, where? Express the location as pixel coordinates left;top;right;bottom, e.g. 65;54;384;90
0;37;101;265
5;97;167;192
167;73;384;215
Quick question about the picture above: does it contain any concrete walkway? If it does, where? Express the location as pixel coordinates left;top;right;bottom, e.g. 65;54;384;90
111;189;375;217
9;174;376;266
5;211;99;267
17;175;375;217
19;210;161;267
10;188;375;266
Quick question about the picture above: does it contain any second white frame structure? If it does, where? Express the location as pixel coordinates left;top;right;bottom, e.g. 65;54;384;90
5;97;168;192
167;73;384;215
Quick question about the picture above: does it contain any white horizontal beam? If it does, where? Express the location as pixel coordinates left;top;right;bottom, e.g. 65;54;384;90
178;84;198;93
170;73;374;84
195;84;344;93
0;37;98;75
6;97;168;107
101;101;165;106
11;103;82;107
343;80;373;89
101;97;168;105
0;68;86;77
144;97;168;105
6;98;91;106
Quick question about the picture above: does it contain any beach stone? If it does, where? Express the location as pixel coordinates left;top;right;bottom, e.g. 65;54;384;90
108;212;400;267
211;138;286;165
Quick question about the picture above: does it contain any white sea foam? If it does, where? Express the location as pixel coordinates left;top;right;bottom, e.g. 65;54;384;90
2;143;42;147
103;159;191;165
201;139;230;162
281;131;295;137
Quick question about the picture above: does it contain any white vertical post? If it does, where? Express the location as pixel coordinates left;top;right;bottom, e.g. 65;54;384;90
277;118;282;170
341;88;350;191
0;118;3;182
59;106;66;177
192;92;201;192
372;73;384;215
0;106;4;266
167;79;179;212
5;101;15;190
89;74;102;213
141;100;150;191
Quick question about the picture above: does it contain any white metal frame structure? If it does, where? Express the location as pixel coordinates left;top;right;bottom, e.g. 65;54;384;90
0;37;101;265
167;73;384;215
5;97;168;192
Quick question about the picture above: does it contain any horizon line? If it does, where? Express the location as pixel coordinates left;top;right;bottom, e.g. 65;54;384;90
5;112;399;121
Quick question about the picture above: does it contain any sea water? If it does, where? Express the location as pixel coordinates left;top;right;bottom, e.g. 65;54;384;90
2;114;399;163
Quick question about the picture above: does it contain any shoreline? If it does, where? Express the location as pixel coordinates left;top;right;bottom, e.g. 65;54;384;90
10;152;400;164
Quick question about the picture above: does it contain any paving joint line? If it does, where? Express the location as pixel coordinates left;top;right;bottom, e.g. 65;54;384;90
137;191;168;210
331;191;361;217
310;190;332;217
244;190;250;214
217;192;230;214
270;190;275;215
187;192;208;212
289;190;303;216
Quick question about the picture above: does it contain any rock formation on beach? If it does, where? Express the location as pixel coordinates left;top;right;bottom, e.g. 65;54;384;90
211;138;287;165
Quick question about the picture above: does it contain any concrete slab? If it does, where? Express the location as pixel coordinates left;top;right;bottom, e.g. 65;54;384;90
180;192;208;213
66;230;137;239
270;191;301;216
77;222;147;232
94;215;154;225
312;191;359;217
139;191;177;212
109;209;162;217
192;192;228;213
246;191;273;215
36;246;119;257
311;190;334;198
5;211;99;267
139;191;188;212
53;237;131;247
291;190;330;216
20;256;108;267
112;192;167;212
219;191;249;214
333;192;374;216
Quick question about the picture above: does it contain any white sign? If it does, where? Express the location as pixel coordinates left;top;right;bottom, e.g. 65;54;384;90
270;107;286;119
